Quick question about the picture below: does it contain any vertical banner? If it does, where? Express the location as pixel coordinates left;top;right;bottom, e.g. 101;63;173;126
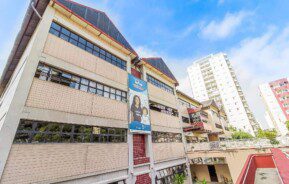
128;74;151;134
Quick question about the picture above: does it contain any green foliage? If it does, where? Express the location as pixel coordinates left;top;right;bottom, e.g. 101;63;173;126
286;121;289;130
173;174;186;184
231;130;253;140
256;129;279;145
228;125;237;132
196;178;207;184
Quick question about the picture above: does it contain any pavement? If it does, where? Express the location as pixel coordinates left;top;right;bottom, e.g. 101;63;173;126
254;168;282;184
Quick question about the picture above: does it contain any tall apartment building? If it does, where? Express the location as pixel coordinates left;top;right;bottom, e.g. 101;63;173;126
259;78;289;136
187;53;259;135
0;0;190;183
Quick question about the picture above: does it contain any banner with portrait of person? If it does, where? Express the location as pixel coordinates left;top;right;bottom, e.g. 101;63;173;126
128;74;151;134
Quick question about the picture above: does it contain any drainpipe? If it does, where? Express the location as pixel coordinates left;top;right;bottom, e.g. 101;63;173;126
31;1;42;19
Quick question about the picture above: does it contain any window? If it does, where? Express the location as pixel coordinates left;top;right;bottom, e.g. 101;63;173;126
147;75;174;94
156;164;187;184
149;101;178;117
178;99;190;108
152;132;182;143
35;63;127;103
49;22;127;70
215;123;223;129
14;120;127;144
182;116;190;123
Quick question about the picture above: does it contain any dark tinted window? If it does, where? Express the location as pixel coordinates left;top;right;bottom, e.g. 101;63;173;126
49;22;127;71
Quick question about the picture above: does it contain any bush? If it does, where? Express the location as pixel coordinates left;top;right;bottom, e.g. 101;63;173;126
231;130;254;140
173;174;186;184
256;129;279;145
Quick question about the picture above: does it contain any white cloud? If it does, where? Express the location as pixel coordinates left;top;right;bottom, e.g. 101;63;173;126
229;26;289;129
177;76;194;97
135;46;159;58
201;11;251;40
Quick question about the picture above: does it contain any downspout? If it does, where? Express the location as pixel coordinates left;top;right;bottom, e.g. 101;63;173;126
30;1;42;19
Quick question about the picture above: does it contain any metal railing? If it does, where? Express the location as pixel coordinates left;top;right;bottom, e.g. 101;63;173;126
187;137;289;152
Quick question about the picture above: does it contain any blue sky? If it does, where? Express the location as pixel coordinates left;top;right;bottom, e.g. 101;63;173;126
1;0;289;129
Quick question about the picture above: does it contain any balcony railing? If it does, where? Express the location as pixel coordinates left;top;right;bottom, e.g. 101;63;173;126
183;122;212;133
186;138;289;152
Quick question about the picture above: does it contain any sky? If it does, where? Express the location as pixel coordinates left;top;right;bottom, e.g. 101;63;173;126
1;0;289;129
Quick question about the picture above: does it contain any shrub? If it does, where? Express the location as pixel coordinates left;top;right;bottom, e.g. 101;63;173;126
173;174;186;184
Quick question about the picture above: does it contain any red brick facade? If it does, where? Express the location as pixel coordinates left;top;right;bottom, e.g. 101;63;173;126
136;173;151;184
133;134;150;165
269;78;289;120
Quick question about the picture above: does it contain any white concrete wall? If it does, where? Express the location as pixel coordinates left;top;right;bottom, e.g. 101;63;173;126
259;83;288;135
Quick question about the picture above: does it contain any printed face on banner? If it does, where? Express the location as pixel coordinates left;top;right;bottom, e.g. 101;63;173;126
128;74;151;133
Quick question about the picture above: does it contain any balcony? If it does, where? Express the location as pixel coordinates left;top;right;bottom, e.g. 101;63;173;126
183;122;212;133
187;137;289;152
236;148;289;184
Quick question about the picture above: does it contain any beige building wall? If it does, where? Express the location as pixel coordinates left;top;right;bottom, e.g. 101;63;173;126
215;164;232;182
190;164;231;182
190;165;210;182
148;84;177;109
43;35;128;86
26;79;128;122
1;143;128;184
150;110;181;133
188;148;272;183
153;143;185;162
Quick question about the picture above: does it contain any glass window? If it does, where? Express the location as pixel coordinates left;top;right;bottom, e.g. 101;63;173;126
70;32;78;40
69;38;78;46
80;85;88;92
86;41;93;49
89;81;96;88
61;27;70;36
81;78;89;85
88;87;96;94
51;22;61;31
79;37;86;45
60;34;69;41
49;22;126;71
49;28;59;36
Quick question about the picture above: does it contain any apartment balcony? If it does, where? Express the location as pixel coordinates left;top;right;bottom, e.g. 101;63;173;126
183;122;213;134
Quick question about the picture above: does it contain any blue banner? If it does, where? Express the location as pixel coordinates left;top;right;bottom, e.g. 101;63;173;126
128;74;151;134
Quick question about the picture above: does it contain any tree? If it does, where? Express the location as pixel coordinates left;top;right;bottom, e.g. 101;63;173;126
231;130;253;140
256;129;279;145
286;121;289;130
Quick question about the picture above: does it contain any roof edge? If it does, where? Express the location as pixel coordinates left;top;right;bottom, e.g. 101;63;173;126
0;0;50;95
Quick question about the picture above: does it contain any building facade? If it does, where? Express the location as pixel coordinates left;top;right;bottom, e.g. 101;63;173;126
187;53;259;135
177;91;231;144
259;78;289;136
0;0;190;183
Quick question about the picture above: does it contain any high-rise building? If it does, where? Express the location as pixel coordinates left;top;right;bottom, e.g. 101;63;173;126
187;53;259;135
259;78;289;136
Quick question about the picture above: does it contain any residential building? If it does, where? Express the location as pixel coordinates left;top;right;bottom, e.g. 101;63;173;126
259;78;289;136
0;0;190;183
187;53;259;135
177;90;231;143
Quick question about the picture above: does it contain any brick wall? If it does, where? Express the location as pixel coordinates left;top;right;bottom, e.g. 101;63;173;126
44;34;128;86
26;79;128;121
1;143;128;184
136;173;151;184
133;134;149;165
